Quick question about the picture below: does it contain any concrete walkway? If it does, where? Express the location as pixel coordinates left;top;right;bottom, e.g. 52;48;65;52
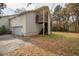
0;35;32;55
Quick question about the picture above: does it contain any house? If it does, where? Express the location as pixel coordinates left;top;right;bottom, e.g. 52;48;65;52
9;6;51;36
0;15;14;29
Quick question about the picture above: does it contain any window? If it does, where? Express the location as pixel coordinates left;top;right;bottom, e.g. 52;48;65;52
36;15;39;23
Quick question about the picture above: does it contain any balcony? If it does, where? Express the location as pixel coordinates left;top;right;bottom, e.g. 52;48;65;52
36;12;48;24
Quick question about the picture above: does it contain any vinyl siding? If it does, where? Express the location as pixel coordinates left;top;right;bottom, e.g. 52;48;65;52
25;12;42;36
10;15;26;35
10;12;42;36
0;17;10;29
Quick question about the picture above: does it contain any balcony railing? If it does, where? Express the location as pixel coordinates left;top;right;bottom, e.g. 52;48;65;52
36;13;48;24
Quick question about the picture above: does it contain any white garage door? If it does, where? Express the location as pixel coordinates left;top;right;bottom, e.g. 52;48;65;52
12;26;23;35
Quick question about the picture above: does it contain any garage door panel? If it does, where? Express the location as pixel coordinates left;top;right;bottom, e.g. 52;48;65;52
12;26;23;35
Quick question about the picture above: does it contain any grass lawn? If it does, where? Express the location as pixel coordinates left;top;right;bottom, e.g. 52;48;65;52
31;32;79;56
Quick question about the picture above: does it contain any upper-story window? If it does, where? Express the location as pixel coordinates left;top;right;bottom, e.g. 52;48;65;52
36;15;39;23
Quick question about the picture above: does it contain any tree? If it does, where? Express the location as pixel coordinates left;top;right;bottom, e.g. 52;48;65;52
54;5;62;16
0;3;6;14
52;3;79;32
15;3;32;14
53;5;62;31
66;3;79;32
60;6;70;31
27;3;32;7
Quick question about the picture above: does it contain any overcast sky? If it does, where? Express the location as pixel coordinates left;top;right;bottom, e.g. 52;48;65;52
2;3;65;15
6;3;27;9
6;3;62;10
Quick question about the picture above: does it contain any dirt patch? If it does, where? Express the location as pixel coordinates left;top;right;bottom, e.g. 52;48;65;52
28;34;79;56
7;44;56;56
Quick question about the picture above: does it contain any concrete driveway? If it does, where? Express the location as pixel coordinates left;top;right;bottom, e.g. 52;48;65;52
0;35;32;56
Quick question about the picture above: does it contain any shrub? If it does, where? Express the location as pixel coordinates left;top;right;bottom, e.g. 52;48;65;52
0;25;11;35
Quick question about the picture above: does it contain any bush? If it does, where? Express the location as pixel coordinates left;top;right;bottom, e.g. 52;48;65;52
52;26;69;32
0;25;11;35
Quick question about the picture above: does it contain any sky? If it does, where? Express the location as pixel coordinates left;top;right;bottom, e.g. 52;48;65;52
2;3;65;15
7;3;27;10
6;3;60;10
6;3;65;10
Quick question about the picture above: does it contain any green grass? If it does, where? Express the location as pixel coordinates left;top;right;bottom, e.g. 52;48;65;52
43;32;79;40
49;32;79;55
52;32;79;39
48;33;64;39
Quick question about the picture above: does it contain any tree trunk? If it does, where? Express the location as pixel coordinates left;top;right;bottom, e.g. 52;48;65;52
75;16;79;32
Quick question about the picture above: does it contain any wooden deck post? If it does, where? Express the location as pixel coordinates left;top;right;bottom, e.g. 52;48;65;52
43;9;45;36
48;12;51;34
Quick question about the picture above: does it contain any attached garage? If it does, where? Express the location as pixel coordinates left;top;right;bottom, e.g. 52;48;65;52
12;26;23;35
10;14;26;36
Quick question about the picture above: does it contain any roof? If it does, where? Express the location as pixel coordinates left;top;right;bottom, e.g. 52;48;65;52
9;6;49;20
0;14;15;19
